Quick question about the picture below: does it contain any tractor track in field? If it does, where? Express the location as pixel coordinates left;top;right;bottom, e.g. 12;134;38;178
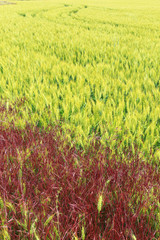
0;1;15;4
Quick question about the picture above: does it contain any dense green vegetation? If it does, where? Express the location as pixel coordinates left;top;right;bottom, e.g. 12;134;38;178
0;0;160;158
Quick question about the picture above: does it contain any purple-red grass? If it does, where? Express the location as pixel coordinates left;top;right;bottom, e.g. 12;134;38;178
0;103;160;240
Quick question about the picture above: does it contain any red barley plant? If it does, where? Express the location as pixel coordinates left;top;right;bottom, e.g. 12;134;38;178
0;102;159;239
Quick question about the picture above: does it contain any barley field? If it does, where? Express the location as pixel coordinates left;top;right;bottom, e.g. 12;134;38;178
1;0;160;156
0;0;160;239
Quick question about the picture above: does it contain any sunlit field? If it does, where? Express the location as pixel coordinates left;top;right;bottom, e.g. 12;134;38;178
1;0;160;156
0;0;160;239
